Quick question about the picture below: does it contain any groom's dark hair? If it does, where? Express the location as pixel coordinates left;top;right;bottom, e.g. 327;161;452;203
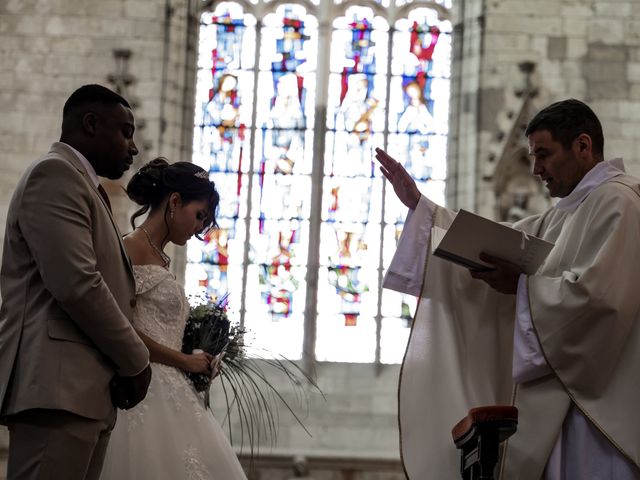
62;84;130;118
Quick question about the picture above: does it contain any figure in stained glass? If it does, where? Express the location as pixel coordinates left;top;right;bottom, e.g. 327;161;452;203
190;4;251;303
339;15;376;98
398;80;433;134
254;5;310;321
395;20;443;182
268;72;306;174
260;229;299;318
333;75;379;177
209;10;245;69
204;73;241;172
410;21;440;75
263;7;308;176
199;6;247;174
202;228;230;280
328;186;340;221
336;74;378;143
401;20;441;125
327;229;369;325
398;80;433;180
337;15;377;127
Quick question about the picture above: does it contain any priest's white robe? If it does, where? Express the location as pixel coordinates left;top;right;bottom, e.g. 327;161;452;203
385;159;640;479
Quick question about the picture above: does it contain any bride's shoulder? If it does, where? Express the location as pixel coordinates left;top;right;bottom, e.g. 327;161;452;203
133;265;175;296
124;230;157;266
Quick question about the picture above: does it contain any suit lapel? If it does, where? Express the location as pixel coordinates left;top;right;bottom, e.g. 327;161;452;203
50;143;135;278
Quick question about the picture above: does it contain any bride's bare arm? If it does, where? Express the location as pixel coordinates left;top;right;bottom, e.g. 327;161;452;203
135;328;213;375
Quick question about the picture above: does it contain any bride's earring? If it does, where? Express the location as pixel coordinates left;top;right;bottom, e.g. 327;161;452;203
170;209;175;220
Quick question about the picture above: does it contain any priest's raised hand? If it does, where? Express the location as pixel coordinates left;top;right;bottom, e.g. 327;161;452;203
375;147;421;210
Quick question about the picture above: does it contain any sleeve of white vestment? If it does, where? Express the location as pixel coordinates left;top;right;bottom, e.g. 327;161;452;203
513;274;553;384
382;195;436;297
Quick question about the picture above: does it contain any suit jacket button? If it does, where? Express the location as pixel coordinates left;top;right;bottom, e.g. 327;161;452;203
130;298;137;308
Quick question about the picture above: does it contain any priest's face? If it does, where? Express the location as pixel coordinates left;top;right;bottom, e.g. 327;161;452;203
528;129;593;198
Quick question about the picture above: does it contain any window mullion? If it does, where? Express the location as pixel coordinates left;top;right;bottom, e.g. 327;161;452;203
238;19;263;330
374;24;396;372
302;18;332;367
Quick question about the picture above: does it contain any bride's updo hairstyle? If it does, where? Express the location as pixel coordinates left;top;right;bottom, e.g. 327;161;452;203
126;157;220;238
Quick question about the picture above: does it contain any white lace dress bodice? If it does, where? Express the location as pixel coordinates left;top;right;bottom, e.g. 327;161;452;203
101;265;247;480
132;265;189;352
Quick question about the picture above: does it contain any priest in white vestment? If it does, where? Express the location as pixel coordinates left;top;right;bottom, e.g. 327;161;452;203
376;99;640;479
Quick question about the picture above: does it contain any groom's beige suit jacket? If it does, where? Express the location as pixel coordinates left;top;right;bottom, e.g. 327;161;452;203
0;142;149;421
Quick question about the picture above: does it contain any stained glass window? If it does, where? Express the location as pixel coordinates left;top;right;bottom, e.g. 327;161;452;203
189;1;452;364
315;7;387;362
188;3;255;338
381;7;452;364
247;5;317;358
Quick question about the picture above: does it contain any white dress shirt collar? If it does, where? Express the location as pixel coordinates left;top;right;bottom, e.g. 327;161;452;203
61;142;100;189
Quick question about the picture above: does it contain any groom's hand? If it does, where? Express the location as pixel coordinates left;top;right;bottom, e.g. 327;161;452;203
110;364;152;410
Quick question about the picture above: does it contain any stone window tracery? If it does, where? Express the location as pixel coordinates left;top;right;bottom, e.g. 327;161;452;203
187;0;452;364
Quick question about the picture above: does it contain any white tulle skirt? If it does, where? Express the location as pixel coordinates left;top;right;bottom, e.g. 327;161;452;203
101;363;247;480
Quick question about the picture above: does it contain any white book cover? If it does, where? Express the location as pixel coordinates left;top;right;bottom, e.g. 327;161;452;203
431;210;554;274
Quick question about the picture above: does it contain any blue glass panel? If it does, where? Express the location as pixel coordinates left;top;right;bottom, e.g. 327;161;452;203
377;7;451;364
188;3;255;308
233;4;318;359
316;6;388;353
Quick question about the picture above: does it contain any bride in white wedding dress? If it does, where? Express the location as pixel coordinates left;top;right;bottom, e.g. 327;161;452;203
101;158;247;480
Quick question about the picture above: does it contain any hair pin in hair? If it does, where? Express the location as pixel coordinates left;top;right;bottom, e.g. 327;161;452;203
194;171;209;180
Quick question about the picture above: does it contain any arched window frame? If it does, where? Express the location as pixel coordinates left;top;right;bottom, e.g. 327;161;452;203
189;0;453;368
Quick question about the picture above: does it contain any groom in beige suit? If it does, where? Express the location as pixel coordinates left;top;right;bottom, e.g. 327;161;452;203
0;85;152;479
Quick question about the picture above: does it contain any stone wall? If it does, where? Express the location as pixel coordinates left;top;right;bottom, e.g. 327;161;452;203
0;0;198;262
448;0;640;218
208;362;402;461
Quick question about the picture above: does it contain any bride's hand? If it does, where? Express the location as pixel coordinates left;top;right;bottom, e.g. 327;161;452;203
181;351;214;374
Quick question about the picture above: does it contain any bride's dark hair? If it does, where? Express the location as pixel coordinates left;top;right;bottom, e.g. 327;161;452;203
126;157;220;238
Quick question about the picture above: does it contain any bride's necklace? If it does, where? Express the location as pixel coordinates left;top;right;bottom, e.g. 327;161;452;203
139;226;171;268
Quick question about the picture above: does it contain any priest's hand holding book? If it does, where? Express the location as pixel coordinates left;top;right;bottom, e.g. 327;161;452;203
469;253;523;295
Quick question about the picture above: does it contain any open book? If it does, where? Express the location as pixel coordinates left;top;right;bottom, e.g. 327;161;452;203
431;210;554;274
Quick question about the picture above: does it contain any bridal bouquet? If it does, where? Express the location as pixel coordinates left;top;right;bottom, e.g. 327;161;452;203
182;293;244;394
182;293;323;458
